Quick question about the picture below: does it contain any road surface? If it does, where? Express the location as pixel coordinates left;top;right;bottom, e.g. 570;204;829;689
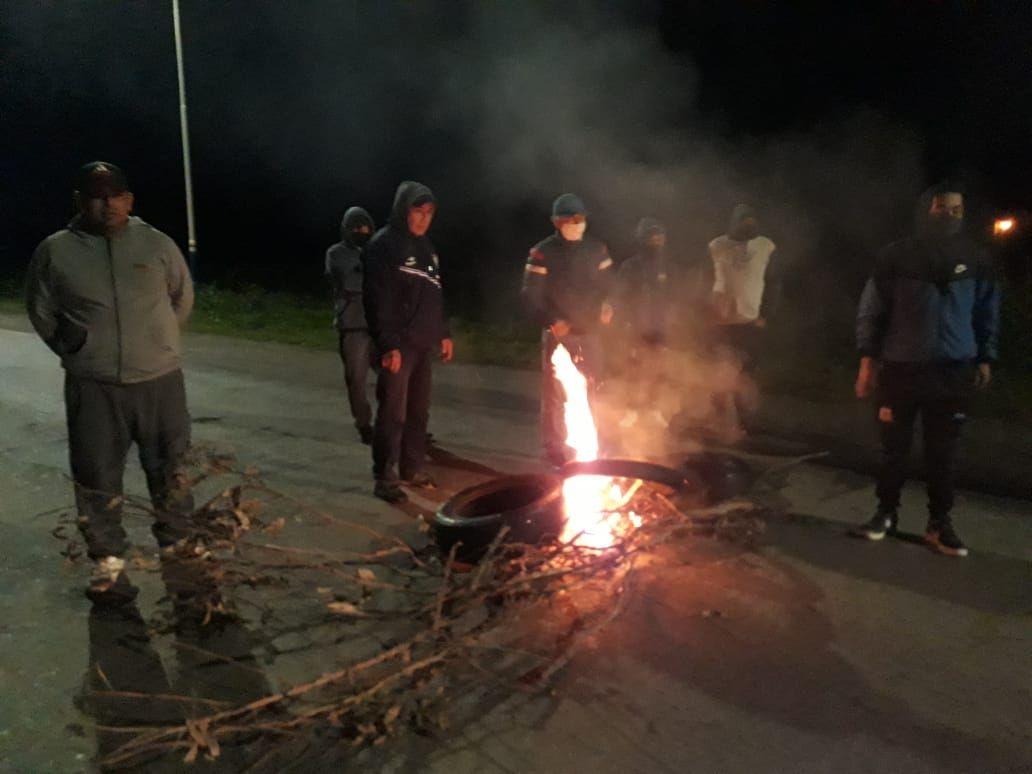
0;319;1029;772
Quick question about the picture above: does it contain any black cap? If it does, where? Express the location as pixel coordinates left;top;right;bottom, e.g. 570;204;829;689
75;161;130;197
552;193;587;218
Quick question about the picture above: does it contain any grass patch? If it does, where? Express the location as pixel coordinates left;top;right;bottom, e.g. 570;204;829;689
188;284;335;349
0;297;22;315
189;285;541;368
3;282;1028;421
754;343;1032;423
3;282;541;366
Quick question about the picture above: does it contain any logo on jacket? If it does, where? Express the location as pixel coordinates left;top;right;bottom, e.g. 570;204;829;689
404;256;418;267
954;264;967;274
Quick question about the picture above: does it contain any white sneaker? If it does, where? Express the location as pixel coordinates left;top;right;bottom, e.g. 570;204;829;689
90;555;126;588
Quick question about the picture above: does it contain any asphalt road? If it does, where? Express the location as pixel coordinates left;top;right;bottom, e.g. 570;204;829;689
0;319;1030;773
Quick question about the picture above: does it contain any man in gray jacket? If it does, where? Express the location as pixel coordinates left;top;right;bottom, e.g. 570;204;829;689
26;161;195;599
325;206;375;444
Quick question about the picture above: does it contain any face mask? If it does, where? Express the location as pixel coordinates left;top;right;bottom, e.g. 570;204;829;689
731;223;759;242
350;231;371;247
927;214;963;238
559;222;586;241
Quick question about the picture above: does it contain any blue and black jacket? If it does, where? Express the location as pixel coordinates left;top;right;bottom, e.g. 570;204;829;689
856;230;1000;365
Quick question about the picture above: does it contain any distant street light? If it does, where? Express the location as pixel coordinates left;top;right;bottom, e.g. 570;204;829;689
172;0;198;276
993;217;1016;237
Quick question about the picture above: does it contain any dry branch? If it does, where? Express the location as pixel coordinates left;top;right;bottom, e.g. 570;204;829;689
63;449;763;770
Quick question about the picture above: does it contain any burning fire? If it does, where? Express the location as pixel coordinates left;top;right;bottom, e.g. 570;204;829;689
551;343;637;548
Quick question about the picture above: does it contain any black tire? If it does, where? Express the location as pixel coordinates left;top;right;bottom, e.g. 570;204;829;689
681;452;754;503
434;474;564;562
559;458;701;492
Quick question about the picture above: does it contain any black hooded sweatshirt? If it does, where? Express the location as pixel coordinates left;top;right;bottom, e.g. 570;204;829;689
363;181;450;354
616;217;672;343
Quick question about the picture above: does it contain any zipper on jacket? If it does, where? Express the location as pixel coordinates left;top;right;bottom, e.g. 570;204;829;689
107;238;124;382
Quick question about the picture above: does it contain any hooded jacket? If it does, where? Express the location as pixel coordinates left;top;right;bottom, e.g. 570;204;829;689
521;231;614;334
26;215;193;384
363;182;450;353
856;190;1000;363
325;206;375;331
616;217;672;344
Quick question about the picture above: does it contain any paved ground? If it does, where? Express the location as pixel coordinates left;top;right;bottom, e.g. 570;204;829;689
0;318;1030;773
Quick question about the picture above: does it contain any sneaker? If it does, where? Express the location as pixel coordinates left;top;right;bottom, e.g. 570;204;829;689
90;555;125;587
373;480;408;504
86;556;138;604
403;472;437;490
358;426;374;445
925;520;969;557
850;511;898;541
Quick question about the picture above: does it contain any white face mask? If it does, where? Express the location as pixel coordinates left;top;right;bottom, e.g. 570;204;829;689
559;221;587;241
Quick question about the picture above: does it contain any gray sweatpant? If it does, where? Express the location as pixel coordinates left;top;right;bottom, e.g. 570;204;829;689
65;369;194;559
338;330;373;430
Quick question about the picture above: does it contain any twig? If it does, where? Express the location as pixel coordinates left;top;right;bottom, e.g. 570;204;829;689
90;690;231;707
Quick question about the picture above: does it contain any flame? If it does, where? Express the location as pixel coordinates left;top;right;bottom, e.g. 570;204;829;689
993;217;1015;236
551;343;634;548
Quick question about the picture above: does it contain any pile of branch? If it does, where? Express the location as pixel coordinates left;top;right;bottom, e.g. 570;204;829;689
69;454;763;769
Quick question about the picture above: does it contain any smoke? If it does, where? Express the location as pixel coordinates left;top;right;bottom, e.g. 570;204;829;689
4;1;927;308
411;3;926;334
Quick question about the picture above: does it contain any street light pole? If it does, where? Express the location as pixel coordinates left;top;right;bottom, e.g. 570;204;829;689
172;0;198;277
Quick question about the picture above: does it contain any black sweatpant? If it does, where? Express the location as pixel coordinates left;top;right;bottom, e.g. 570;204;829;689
338;330;373;430
540;330;603;467
65;369;194;559
875;362;974;522
372;346;433;483
717;322;764;373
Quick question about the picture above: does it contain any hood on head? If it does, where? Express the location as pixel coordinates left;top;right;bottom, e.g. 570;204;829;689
341;206;374;244
914;180;965;236
635;216;666;246
728;204;758;240
389;181;435;231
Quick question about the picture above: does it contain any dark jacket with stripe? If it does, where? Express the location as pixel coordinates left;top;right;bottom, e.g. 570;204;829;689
856;232;1000;364
521;233;614;333
363;182;450;354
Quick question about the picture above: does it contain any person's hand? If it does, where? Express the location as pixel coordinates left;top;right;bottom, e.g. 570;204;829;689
600;302;614;326
440;338;454;363
975;362;992;390
753;317;767;329
855;357;879;399
381;349;402;374
550;319;571;338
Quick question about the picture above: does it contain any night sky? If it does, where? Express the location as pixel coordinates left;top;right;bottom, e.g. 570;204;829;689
2;1;1030;316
